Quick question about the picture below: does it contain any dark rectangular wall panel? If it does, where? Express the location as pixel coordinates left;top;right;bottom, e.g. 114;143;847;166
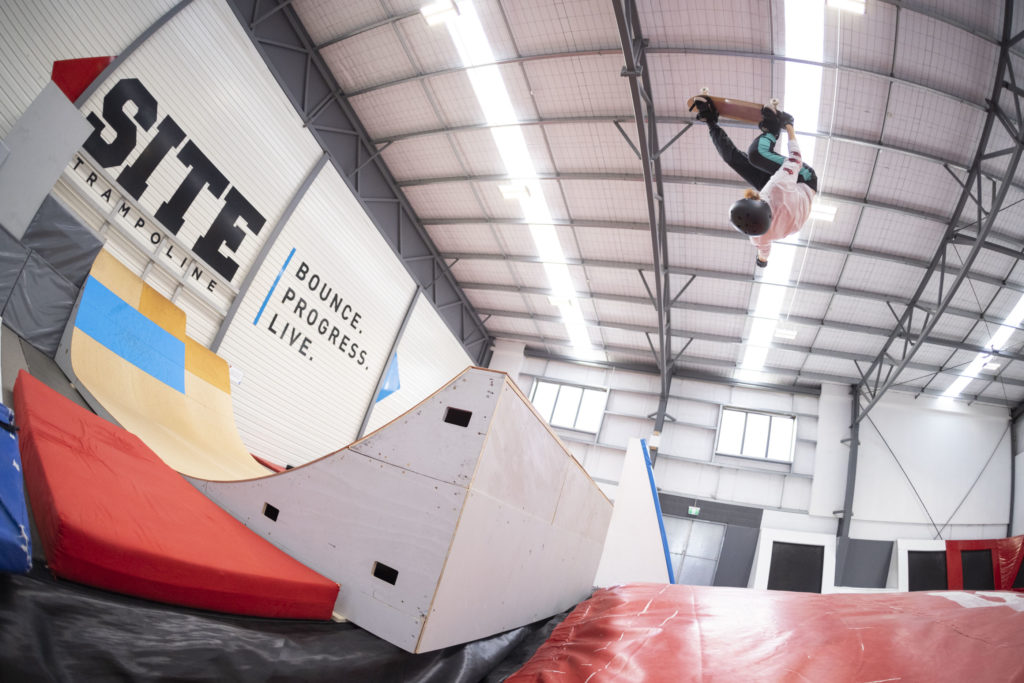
767;541;824;593
713;525;758;588
908;550;948;591
961;549;996;590
836;538;893;588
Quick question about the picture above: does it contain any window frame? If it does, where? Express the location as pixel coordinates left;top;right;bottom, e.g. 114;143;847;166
528;378;609;435
714;405;797;464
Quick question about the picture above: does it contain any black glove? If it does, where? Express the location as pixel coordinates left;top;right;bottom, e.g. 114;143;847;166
755;256;768;268
689;96;719;125
758;106;781;136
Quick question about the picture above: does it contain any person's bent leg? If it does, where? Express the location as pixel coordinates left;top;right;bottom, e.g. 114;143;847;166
708;124;771;189
747;132;786;175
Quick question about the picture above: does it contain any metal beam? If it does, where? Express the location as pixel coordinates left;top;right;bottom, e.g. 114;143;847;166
477;305;1024;387
344;46;983;111
854;0;1023;421
613;0;673;452
511;333;1016;407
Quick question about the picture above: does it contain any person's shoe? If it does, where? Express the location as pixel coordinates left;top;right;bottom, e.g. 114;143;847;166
689;96;719;125
755;256;768;268
776;110;794;128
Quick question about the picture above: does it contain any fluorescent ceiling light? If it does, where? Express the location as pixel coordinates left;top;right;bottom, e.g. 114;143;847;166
774;327;798;340
436;0;599;360
827;0;866;14
983;361;1001;371
809;202;837;222
499;183;530;200
421;0;458;25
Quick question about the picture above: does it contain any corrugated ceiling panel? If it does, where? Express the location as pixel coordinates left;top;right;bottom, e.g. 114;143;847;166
427;63;540;127
991;186;1024;240
649;54;772;119
679;277;754;310
680;339;741;364
545;122;642;175
795;205;859;252
667;185;749;229
919;312;977;343
465;287;529;313
394;13;461;73
493;223;581;260
957;247;1018;282
425;223;502;253
525;54;632;117
577;227;656;263
981;288;1024;322
452;126;554;175
449;258;517;285
669;232;753;274
293;0;384;44
837;254;925;296
349;81;442;138
599;326;650;350
783;249;848;289
764;346;811;371
509;260;590;293
584;265;650;297
320;25;415;93
812;326;884;357
814;141;877;199
561;178;649;222
921;0;1002;40
502;0;618;55
486;315;541;338
475;178;569;219
867;151;961;218
826;0;896;73
777;288;836;321
824;296;899;330
588;298;655;329
641;0;771;52
881;83;984;168
980;382;1024;404
685;311;748;341
380;134;465;180
656;121;735;179
893;11;998;105
403;183;483;218
921;278;998;315
816;71;890;142
852;207;944;260
799;354;858;381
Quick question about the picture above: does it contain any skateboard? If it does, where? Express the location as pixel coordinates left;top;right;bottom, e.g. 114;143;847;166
687;88;778;124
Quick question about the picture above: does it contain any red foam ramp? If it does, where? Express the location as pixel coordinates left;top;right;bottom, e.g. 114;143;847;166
508;583;1024;682
14;370;338;619
51;57;114;101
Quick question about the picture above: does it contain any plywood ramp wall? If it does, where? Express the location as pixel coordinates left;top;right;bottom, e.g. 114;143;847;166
192;368;612;653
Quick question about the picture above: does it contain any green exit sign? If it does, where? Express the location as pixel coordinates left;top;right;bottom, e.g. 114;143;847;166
688;505;701;516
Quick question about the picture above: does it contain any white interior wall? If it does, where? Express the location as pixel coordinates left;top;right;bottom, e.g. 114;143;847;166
842;391;1011;541
363;292;473;435
1015;452;1024;535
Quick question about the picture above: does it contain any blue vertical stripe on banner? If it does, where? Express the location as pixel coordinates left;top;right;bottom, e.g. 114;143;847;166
254;247;296;325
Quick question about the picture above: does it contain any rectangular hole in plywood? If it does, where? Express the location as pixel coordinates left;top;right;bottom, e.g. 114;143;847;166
444;407;472;427
263;503;279;522
372;561;399;585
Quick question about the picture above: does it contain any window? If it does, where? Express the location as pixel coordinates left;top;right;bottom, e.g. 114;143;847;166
716;407;796;462
529;380;608;433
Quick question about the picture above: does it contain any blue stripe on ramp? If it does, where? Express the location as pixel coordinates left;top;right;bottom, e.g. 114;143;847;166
76;276;186;393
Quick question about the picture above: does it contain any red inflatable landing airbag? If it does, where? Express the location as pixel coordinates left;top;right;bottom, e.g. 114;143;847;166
14;370;338;619
509;583;1024;682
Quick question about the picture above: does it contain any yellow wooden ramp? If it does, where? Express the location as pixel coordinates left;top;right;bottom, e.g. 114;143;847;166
60;249;268;481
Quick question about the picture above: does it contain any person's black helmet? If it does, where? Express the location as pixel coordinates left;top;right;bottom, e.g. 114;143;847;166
729;197;772;236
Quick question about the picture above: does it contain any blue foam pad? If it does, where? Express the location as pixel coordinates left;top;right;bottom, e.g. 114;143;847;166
0;402;31;573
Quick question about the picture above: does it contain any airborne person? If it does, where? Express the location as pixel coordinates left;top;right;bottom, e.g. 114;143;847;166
689;96;819;268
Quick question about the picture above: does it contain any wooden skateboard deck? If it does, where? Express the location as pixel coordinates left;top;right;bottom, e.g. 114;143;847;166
687;90;777;124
